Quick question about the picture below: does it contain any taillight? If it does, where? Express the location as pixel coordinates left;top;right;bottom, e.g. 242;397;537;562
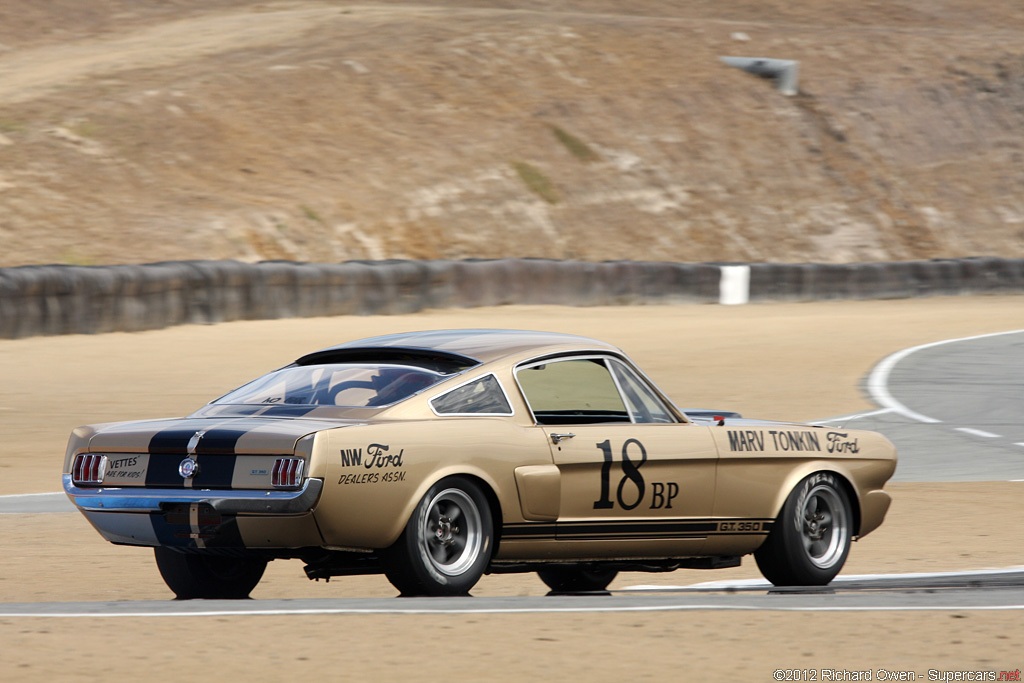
271;458;304;488
72;454;107;485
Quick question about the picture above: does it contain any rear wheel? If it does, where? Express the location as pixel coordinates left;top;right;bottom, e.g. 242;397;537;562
154;547;267;599
754;472;852;586
382;476;493;596
537;565;618;593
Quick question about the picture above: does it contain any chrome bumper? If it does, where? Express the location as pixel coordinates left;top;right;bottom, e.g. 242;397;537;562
62;475;324;516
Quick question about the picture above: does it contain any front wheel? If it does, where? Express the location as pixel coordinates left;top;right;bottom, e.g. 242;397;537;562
381;476;494;596
754;472;852;586
154;547;267;599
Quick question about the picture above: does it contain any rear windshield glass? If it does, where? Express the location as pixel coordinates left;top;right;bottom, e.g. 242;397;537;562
212;363;450;408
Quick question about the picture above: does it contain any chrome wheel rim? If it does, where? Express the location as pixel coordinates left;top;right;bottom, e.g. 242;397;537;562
800;484;848;569
420;488;482;577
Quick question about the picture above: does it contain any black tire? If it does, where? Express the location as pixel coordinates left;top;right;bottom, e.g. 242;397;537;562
382;476;494;596
154;547;267;599
537;565;618;593
754;472;853;586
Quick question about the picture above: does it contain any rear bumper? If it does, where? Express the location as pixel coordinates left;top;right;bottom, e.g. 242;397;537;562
63;475;323;515
63;475;325;549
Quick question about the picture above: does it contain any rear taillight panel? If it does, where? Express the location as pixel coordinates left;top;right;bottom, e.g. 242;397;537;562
72;454;107;485
271;458;304;489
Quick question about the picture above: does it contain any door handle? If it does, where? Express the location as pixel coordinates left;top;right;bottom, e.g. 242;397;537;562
550;433;576;444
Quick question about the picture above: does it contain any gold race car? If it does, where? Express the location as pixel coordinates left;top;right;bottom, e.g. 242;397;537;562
63;330;896;598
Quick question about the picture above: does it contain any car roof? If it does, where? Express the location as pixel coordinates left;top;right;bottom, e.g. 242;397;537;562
298;329;620;365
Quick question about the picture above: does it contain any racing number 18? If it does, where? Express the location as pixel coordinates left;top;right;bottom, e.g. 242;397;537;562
592;438;647;510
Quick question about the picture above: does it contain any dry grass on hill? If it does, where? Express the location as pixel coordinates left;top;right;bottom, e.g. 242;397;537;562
0;1;1022;267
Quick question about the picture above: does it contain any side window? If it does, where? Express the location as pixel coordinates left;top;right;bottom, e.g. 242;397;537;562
431;375;513;415
610;360;676;424
517;358;630;425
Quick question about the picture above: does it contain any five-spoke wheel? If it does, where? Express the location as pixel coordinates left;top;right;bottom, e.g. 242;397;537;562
754;472;852;586
382;476;493;596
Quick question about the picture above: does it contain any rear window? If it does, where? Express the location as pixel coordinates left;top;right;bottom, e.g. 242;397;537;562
213;363;449;408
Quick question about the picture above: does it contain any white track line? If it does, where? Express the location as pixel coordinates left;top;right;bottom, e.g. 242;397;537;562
2;604;1024;618
0;492;64;499
626;565;1024;591
956;427;1001;438
810;408;895;424
866;329;1024;424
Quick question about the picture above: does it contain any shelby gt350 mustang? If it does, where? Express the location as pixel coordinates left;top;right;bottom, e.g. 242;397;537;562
63;330;896;598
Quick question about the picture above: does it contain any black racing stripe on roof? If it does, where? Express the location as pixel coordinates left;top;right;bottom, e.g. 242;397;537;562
192;405;318;418
256;405;319;418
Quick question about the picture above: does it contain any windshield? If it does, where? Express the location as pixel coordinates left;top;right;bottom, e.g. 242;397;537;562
212;363;450;408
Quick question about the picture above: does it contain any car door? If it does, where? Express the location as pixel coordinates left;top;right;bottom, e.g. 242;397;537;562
514;355;718;556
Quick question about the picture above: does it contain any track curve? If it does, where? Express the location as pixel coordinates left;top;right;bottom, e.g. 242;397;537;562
820;329;1024;481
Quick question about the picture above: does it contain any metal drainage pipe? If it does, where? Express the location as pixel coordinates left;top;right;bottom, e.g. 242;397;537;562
719;56;800;95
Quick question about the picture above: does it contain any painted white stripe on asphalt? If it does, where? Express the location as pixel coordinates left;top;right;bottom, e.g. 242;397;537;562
718;265;750;305
809;408;895;424
0;492;65;499
0;491;74;514
627;565;1024;592
955;427;1001;438
1;604;1023;618
866;329;1024;425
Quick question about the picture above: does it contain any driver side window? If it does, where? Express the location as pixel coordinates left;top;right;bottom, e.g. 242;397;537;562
516;358;630;425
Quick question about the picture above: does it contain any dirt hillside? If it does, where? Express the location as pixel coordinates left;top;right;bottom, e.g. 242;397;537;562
0;1;1022;267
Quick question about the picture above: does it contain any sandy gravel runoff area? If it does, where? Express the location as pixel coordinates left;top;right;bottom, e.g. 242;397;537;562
1;296;1023;680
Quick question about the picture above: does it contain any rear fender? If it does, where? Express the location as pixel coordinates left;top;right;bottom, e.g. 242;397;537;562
382;465;504;549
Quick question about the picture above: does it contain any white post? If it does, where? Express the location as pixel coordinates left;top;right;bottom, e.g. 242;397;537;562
719;265;751;305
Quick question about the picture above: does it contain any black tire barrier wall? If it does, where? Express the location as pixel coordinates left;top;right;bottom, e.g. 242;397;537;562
0;257;1020;339
745;257;1024;302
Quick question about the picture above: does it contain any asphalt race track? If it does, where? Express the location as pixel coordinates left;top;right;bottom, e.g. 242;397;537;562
3;329;1023;616
817;329;1024;482
0;568;1023;618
